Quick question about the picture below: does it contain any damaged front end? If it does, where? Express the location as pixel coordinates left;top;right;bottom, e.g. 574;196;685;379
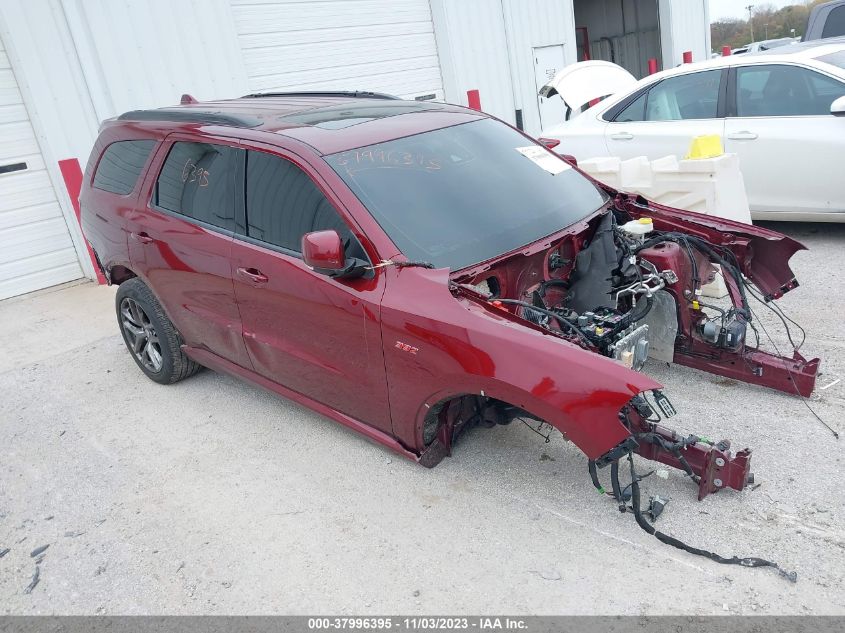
452;195;819;502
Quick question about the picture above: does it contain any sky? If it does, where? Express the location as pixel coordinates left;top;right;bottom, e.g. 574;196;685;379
708;0;800;22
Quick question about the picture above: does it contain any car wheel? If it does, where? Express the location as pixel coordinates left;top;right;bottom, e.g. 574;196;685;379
115;278;201;384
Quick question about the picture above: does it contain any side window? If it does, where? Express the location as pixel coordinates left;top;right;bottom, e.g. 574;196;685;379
644;70;722;121
92;140;156;195
822;6;845;39
245;150;355;254
614;92;647;122
154;142;237;231
736;64;845;117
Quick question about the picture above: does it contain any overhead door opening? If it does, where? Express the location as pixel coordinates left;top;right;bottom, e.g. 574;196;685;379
574;0;662;79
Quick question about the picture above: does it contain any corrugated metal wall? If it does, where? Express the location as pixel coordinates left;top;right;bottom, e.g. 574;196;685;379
431;0;575;137
0;28;83;299
62;0;249;120
231;0;444;100
658;0;710;68
501;0;577;136
0;0;249;297
430;0;515;120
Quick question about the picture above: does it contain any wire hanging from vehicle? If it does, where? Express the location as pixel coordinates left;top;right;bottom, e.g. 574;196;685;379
746;303;838;439
587;454;798;583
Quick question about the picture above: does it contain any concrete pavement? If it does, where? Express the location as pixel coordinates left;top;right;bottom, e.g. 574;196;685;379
1;223;843;615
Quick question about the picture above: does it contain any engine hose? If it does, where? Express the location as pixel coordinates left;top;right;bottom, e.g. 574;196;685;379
622;453;797;583
611;292;654;336
538;279;570;297
495;299;593;347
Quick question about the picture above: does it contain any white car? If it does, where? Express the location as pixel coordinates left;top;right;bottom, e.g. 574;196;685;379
538;39;845;221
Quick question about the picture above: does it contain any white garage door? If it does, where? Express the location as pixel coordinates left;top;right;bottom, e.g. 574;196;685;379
0;35;83;300
231;0;444;100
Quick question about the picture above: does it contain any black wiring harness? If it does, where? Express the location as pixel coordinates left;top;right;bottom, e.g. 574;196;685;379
588;452;798;583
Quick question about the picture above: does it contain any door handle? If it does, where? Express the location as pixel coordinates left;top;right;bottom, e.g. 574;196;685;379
130;231;154;244
237;267;269;284
610;132;634;140
727;131;758;140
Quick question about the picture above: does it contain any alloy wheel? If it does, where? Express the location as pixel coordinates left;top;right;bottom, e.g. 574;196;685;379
119;297;163;373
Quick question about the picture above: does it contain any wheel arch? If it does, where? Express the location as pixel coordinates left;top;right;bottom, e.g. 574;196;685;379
413;368;660;467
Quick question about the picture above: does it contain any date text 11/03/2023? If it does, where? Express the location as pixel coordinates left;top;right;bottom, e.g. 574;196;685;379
307;617;528;630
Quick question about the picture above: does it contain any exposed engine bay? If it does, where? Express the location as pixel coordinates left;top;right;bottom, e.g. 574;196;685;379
442;195;822;581
457;203;819;399
448;195;822;502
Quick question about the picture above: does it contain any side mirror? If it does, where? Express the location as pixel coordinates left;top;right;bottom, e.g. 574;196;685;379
832;95;845;117
302;230;367;279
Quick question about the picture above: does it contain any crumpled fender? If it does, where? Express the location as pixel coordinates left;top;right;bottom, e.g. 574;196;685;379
380;267;660;459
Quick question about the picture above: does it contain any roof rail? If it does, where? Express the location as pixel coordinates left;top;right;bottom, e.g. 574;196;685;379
117;109;262;127
241;90;401;100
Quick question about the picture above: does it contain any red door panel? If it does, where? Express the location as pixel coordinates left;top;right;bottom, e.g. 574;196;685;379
127;209;252;369
230;240;391;433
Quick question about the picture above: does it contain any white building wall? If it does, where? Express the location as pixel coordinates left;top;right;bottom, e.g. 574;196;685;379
0;29;84;299
0;0;249;292
62;0;249;120
501;0;577;137
659;0;710;67
231;0;444;100
431;0;576;137
0;0;101;288
430;0;515;120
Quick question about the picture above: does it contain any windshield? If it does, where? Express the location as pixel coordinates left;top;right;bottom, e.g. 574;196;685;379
325;118;607;271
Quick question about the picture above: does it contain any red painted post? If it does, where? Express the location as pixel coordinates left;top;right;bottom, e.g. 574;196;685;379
722;46;732;56
58;158;107;285
467;89;481;111
683;50;693;64
647;58;658;75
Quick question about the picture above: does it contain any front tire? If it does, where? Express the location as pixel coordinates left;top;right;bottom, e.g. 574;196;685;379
115;278;201;384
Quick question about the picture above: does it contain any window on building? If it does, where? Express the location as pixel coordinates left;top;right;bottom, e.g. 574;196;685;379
92;140;156;195
154;142;237;231
736;64;845;117
244;150;355;254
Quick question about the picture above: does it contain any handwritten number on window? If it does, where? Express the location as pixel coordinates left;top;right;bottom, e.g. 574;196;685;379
181;159;210;187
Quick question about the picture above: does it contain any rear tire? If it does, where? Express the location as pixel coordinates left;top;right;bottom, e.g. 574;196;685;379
115;278;201;384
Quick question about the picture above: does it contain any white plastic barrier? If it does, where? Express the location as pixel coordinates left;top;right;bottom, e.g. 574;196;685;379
578;153;753;297
578;153;753;225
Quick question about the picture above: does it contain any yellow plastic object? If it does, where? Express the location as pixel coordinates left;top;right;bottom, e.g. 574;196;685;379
685;134;724;160
638;217;652;225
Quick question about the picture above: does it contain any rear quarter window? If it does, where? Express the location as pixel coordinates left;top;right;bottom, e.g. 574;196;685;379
92;140;156;195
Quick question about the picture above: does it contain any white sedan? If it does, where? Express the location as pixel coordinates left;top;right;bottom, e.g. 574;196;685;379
538;39;845;221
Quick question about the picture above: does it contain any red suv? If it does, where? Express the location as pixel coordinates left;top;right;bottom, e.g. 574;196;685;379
81;91;818;502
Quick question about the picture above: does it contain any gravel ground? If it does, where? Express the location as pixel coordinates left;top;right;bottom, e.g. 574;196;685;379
0;222;843;615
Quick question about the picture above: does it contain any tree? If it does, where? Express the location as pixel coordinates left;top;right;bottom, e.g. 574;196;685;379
710;0;829;52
